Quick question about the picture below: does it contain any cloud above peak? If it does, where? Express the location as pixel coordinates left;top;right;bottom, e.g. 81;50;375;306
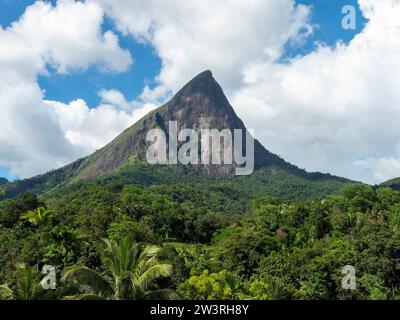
232;0;400;184
94;0;400;184
1;0;400;185
3;0;132;74
1;0;313;179
0;0;137;177
96;0;312;98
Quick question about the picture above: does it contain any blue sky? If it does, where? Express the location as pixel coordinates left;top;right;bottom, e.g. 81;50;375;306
0;0;161;180
37;0;366;107
0;0;365;181
0;1;161;107
2;0;388;183
285;0;366;59
0;0;365;108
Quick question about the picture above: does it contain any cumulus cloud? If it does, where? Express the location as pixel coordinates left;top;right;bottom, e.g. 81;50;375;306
99;89;132;111
1;0;311;178
0;82;77;176
46;98;156;153
95;0;312;99
0;0;139;177
95;0;400;184
2;0;400;184
231;0;400;184
8;0;132;73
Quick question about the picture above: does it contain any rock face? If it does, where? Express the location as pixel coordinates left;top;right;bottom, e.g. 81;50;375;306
75;70;293;179
0;70;349;199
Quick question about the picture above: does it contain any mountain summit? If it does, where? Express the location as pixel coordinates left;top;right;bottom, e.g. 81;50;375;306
74;70;292;179
166;70;240;122
1;71;348;199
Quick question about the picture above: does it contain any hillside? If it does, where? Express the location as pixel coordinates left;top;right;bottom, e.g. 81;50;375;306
2;72;398;302
381;178;400;191
0;71;349;201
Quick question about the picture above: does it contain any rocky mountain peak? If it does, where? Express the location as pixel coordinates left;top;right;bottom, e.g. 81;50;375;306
63;71;291;179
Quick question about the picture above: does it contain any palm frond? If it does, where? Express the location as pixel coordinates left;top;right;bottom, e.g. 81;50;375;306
20;211;39;225
101;238;122;278
0;284;14;300
15;264;40;300
139;245;161;261
61;266;113;298
135;245;162;275
135;263;173;292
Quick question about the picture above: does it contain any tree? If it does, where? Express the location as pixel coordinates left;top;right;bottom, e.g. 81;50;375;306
0;192;42;228
178;270;243;300
0;264;41;300
44;225;83;266
21;207;56;269
340;184;376;212
61;237;177;300
21;207;55;227
107;215;156;244
245;279;270;300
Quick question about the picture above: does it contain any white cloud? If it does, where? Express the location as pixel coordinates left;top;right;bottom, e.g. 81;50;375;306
231;0;400;184
0;0;139;178
0;82;78;176
355;156;400;184
1;0;310;178
6;0;132;73
46;98;156;153
99;89;131;111
95;0;400;184
2;0;400;185
95;0;312;99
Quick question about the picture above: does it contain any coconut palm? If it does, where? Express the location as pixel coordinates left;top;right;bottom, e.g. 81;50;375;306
21;207;55;227
0;284;13;300
61;237;178;300
0;264;41;300
21;207;56;269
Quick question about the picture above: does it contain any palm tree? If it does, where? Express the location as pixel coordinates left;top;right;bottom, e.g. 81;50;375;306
0;264;40;300
0;284;13;300
61;237;178;300
21;207;55;227
224;272;243;300
21;207;56;269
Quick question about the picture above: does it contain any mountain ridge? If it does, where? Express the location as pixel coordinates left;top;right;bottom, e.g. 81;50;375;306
73;70;296;179
1;70;350;200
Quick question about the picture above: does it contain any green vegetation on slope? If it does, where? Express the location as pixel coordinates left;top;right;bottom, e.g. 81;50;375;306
1;179;400;300
381;177;400;191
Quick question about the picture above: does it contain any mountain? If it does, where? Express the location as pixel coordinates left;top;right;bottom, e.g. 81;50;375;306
65;70;295;179
381;177;400;191
0;71;349;200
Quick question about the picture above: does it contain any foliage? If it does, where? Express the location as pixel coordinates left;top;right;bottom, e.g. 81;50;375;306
62;237;177;300
1;182;400;300
178;270;242;300
0;264;41;300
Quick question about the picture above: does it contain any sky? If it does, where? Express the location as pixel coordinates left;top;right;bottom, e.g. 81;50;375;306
0;0;398;185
